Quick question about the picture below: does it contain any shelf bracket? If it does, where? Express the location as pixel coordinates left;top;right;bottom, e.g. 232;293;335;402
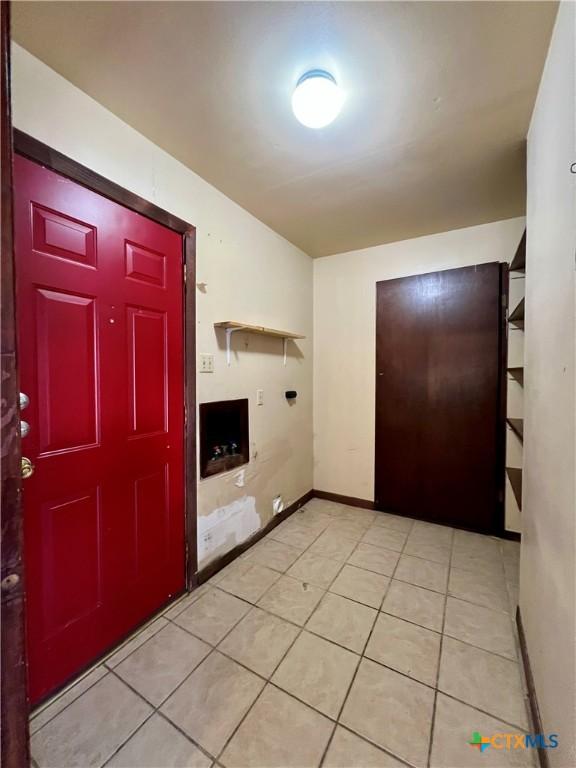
225;327;244;366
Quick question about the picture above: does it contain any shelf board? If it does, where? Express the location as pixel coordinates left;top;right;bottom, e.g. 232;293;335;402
507;367;524;386
510;231;526;272
508;298;525;330
506;467;523;510
214;321;305;340
507;418;524;442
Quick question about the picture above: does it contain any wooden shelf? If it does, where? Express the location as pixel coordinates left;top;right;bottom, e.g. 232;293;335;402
214;321;305;340
507;418;524;442
214;321;305;366
510;231;526;272
508;298;525;330
506;467;523;510
507;367;524;386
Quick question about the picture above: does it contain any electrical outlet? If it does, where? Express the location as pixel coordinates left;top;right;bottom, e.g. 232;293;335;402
256;389;264;406
199;353;214;373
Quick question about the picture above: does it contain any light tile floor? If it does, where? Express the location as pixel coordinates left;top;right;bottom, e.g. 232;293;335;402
30;499;532;768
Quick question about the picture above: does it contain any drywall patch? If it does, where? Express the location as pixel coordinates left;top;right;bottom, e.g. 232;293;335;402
197;495;260;564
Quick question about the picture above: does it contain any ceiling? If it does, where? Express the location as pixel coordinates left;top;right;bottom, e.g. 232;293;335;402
12;1;557;257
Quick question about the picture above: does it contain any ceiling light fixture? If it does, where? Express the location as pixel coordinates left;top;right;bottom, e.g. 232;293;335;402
291;70;344;129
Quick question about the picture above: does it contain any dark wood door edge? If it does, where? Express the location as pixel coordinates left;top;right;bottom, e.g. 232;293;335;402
496;263;509;536
516;607;550;768
197;490;314;584
183;229;198;589
1;3;31;766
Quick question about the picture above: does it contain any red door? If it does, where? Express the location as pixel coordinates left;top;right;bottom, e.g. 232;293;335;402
14;155;186;704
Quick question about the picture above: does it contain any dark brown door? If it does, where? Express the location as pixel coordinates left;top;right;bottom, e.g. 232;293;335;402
374;263;506;533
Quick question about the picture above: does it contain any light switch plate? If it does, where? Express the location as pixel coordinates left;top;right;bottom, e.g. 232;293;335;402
256;389;264;406
199;353;214;373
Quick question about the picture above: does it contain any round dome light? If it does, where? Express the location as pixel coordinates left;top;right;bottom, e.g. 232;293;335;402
291;70;344;129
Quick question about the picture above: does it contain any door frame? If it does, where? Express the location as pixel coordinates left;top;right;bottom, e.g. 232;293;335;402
1;57;198;764
1;4;31;768
13;128;199;592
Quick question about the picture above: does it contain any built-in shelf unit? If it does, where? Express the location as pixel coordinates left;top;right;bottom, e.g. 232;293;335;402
508;298;525;329
507;417;524;442
507;367;524;385
505;230;526;532
509;231;526;272
506;467;523;509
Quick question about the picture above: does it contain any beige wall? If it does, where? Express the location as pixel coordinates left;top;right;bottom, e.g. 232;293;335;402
521;2;576;765
313;217;526;532
11;45;313;569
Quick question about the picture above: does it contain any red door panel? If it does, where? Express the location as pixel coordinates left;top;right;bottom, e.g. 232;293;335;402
35;288;99;453
15;155;185;704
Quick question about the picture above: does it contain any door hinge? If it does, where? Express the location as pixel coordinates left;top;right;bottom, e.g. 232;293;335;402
183;263;187;283
501;293;508;309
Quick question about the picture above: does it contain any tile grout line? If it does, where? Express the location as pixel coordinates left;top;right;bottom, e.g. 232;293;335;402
326;722;420;768
29;609;173;733
29;668;108;737
36;520;514;735
33;551;518;751
99;705;158;768
212;513;356;766
426;526;455;768
104;667;217;767
202;520;522;760
318;517;417;768
85;587;270;767
181;503;359;766
31;503;522;768
31;607;177;739
170;597;531;738
213;502;389;767
134;560;360;761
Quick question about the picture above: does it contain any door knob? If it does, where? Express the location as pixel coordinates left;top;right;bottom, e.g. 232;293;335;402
21;457;34;479
19;392;30;410
20;420;30;438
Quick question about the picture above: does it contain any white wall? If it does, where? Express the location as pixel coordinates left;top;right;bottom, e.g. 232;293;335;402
313;217;526;522
521;2;576;765
11;45;313;569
